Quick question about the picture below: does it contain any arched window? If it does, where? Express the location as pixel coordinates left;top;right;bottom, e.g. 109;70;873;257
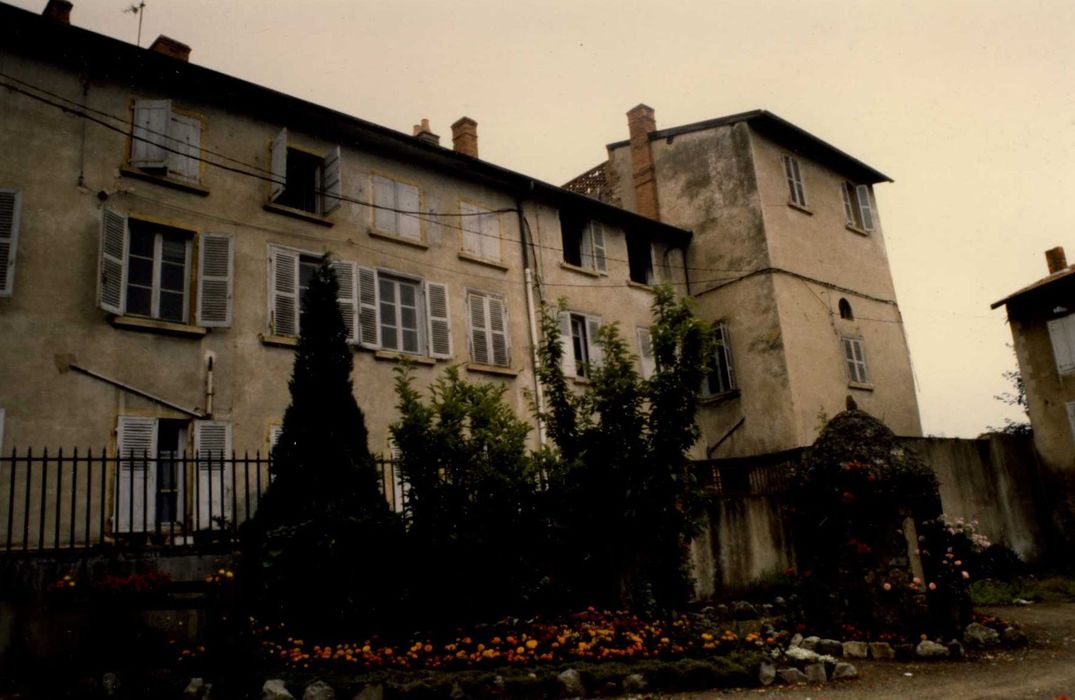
838;298;854;320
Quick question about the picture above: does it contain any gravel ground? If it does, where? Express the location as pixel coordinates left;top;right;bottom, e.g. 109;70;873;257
684;603;1075;700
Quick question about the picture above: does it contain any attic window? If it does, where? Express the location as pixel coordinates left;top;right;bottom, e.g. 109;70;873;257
627;233;654;285
839;298;854;320
559;212;607;273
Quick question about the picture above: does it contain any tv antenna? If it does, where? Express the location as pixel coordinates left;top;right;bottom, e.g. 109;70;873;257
123;2;146;47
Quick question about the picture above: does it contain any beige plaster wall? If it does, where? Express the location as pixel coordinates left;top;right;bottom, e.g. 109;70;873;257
1010;310;1075;471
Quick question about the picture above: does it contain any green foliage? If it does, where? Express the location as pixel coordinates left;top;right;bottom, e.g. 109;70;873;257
970;575;1075;605
986;353;1032;436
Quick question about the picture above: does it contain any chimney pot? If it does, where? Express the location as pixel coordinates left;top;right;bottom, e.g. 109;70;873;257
42;0;72;24
149;35;191;62
412;118;440;146
451;117;478;158
1046;246;1068;274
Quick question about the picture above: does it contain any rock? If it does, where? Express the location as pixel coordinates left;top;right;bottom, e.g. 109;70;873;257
801;635;820;652
778;668;809;684
773;595;787;610
789;632;804;648
804;662;828;683
184;678;211;699
818;639;843;656
868;642;895;659
760;603;774;616
915;640;949;658
732;600;759;620
622;674;647;694
785;646;820;663
1013;598;1033;606
1002;626;1028;646
304;680;334;700
263;679;294;700
842;641;868;658
449;682;466;700
102;673;119;696
557;669;585;698
894;643;916;660
964;622;1000;649
714;604;730;619
352;684;383;700
758;660;776;686
947;640;965;659
832;662;858;680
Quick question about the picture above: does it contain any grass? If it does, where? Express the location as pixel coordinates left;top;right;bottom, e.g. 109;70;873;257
970;576;1075;605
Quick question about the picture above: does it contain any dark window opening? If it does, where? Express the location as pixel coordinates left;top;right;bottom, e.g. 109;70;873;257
560;211;584;266
156;419;187;525
275;148;321;213
839;298;854;320
627;233;654;285
702;323;736;396
570;313;590;378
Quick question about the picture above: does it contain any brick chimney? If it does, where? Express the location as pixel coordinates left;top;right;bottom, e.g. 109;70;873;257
627;104;659;220
149;35;191;62
1046;246;1068;274
42;0;72;23
451;117;478;158
412;118;440;146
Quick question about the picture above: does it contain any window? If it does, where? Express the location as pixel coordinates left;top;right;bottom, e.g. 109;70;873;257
372;174;421;240
0;188;21;297
702;322;736;396
98;209;233;327
355;267;452;358
560;212;607;273
841;182;875;232
268;246;355;341
839;298;854;320
1047;313;1075;375
842;336;870;384
467;290;509;367
558;311;602;378
782;154;807;207
269;128;341;215
130;99;202;183
627;233;654;285
460;202;501;261
637;327;656;379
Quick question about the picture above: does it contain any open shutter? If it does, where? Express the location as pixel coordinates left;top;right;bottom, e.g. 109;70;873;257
715;323;736;390
1048;316;1075;375
590;223;607;273
269;127;287;202
373;175;395;232
98;208;128;314
167;112;201;181
331;260;358;343
270;247;299;336
397;182;421;240
460;202;482;255
489;296;509;367
131;99;170;168
194;421;232;531
853;339;869;383
558;311;576;378
357;266;380;349
855;185;874;232
115;416;157;533
321;145;342;215
586;315;603;369
196;233;233;327
0;189;20;297
637;328;655;380
841;184;855;225
469;293;490;365
426;281;452;359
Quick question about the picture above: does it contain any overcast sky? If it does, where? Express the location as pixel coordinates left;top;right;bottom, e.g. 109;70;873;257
11;0;1074;437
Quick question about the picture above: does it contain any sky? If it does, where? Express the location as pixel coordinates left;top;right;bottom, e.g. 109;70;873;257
10;0;1075;437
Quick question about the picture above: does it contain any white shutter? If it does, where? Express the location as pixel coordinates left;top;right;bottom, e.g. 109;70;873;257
196;233;233;327
586;315;603;369
269;424;284;449
270;247;299;337
194;421;232;531
1048;316;1075;375
580;224;594;270
131;99;170;168
591;223;607;273
426;281;452;359
460;202;482;255
716;323;736;390
373;175;395;232
558;311;576;378
853;338;868;382
321;146;342;215
489;296;509;367
397;182;421;240
481;210;501;260
269;127;288;202
855;185;874;232
98;208;128;315
469;292;490;365
357;266;380;349
331;260;358;343
637;327;655;380
167;112;201;181
841;184;855;225
115;416;157;533
0;189;20;297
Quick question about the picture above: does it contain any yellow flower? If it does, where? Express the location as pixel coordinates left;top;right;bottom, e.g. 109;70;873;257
525;639;538;650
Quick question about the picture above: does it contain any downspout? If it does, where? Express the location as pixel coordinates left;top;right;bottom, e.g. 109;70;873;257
77;78;89;187
517;192;547;446
205;353;215;417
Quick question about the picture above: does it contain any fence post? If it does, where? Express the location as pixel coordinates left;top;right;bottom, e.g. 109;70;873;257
54;448;63;549
70;448;78;549
38;448;48;550
5;448;15;552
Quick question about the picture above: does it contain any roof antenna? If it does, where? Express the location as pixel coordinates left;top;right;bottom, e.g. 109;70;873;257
123;1;146;47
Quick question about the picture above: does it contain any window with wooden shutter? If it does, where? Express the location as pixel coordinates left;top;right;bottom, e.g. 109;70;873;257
397;183;421;240
468;291;509;367
843;336;870;384
131;99;171;169
783;154;806;207
469;293;490;365
357;266;380;348
460;202;501;261
426;282;452;359
197;233;233;327
1048;315;1075;376
558;311;577;378
590;223;607;273
637;327;656;380
98;209;129;314
331;260;358;343
194;420;232;530
855;185;874;231
115;416;158;533
559;311;601;378
167;112;201;182
269;247;299;337
0;189;20;297
372;175;422;240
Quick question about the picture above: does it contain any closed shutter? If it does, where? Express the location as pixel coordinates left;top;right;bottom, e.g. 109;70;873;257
131;99;171;168
843;338;858;382
590;223;607;273
373;175;395;232
0;189;20;297
167;112;201;181
489;296;509;366
115;416;157;533
558;311;576;378
841;184;855;225
586;315;603;369
196;233;233;327
321;146;342;214
426;281;452;359
461;202;482;255
1048;316;1075;375
357;266;380;349
855;185;874;232
481;210;501;260
194;421;232;531
637;327;655;380
397;182;421;240
270;247;299;336
469;292;490;365
269;127;288;202
331;260;358;343
98;208;128;314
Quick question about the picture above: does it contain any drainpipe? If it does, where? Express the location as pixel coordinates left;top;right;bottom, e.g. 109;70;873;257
205;353;215;417
517;193;547;446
